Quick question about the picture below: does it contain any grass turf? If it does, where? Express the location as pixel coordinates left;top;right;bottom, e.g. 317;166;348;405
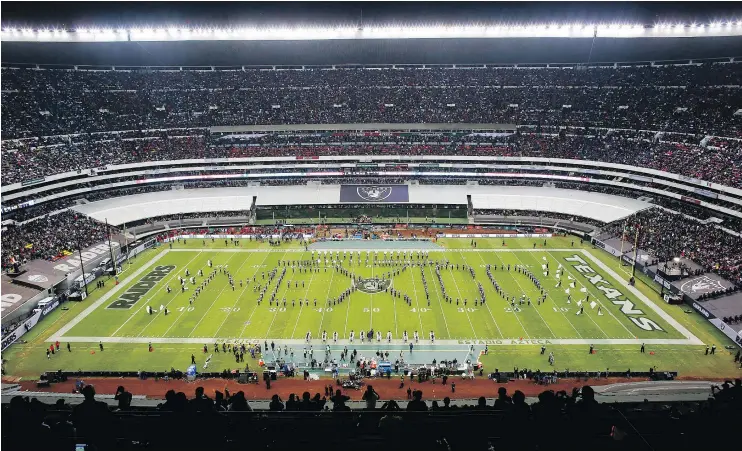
3;237;740;379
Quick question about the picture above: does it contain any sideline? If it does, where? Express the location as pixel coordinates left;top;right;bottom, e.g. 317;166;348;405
55;336;701;346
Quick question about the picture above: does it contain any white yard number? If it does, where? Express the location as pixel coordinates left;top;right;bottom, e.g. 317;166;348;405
268;307;287;312
504;307;521;313
363;308;380;313
220;307;241;313
553;307;570;312
458;308;478;313
177;306;195;312
315;308;333;313
410;308;429;313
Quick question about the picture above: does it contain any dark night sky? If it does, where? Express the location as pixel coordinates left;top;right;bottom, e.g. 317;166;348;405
1;1;740;28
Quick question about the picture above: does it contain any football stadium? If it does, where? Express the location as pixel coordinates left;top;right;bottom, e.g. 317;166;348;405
1;2;741;450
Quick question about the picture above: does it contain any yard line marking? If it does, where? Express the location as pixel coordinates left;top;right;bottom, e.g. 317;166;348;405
320;261;338;338
547;250;635;338
237;251;289;339
263;252;298;339
157;252;240;338
186;252;249;338
133;252;211;337
506;251;587;339
408;264;425;339
484;250;556;338
426;263;452;339
460;252;505;339
370;257;375;329
289;253;318;340
392;266;399;338
213;251;271;338
469;253;530;339
444;262;479;340
580;250;701;344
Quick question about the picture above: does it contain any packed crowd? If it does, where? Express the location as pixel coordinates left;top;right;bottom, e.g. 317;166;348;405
2;379;740;450
2;64;741;140
605;208;742;285
1;211;114;269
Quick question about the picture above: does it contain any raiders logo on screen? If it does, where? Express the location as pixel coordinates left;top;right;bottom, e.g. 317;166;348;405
357;186;393;202
679;275;727;295
356;277;393;294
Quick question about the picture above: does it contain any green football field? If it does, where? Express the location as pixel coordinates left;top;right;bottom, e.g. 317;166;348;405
4;237;741;380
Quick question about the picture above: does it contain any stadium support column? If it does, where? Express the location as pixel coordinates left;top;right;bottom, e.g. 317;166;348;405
77;243;89;296
618;220;627;265
123;224;130;265
106;218;117;276
631;224;641;278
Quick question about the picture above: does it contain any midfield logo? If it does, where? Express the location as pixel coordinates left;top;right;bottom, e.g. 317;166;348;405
107;265;176;309
355;277;393;294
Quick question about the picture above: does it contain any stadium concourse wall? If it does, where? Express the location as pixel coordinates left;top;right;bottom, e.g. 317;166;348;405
3;35;741;66
7;154;742;205
5;155;741;226
70;185;648;227
592;236;742;348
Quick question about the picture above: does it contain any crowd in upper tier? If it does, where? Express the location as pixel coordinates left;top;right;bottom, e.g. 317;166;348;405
2;130;741;188
2;64;741;139
1;63;741;184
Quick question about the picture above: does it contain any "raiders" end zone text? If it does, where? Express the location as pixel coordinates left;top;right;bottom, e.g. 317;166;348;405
107;265;176;309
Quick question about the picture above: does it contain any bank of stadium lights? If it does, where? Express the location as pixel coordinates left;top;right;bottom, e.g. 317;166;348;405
2;21;742;41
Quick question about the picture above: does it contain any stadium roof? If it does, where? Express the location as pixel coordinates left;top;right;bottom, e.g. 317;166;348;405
3;3;742;66
4;22;742;42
